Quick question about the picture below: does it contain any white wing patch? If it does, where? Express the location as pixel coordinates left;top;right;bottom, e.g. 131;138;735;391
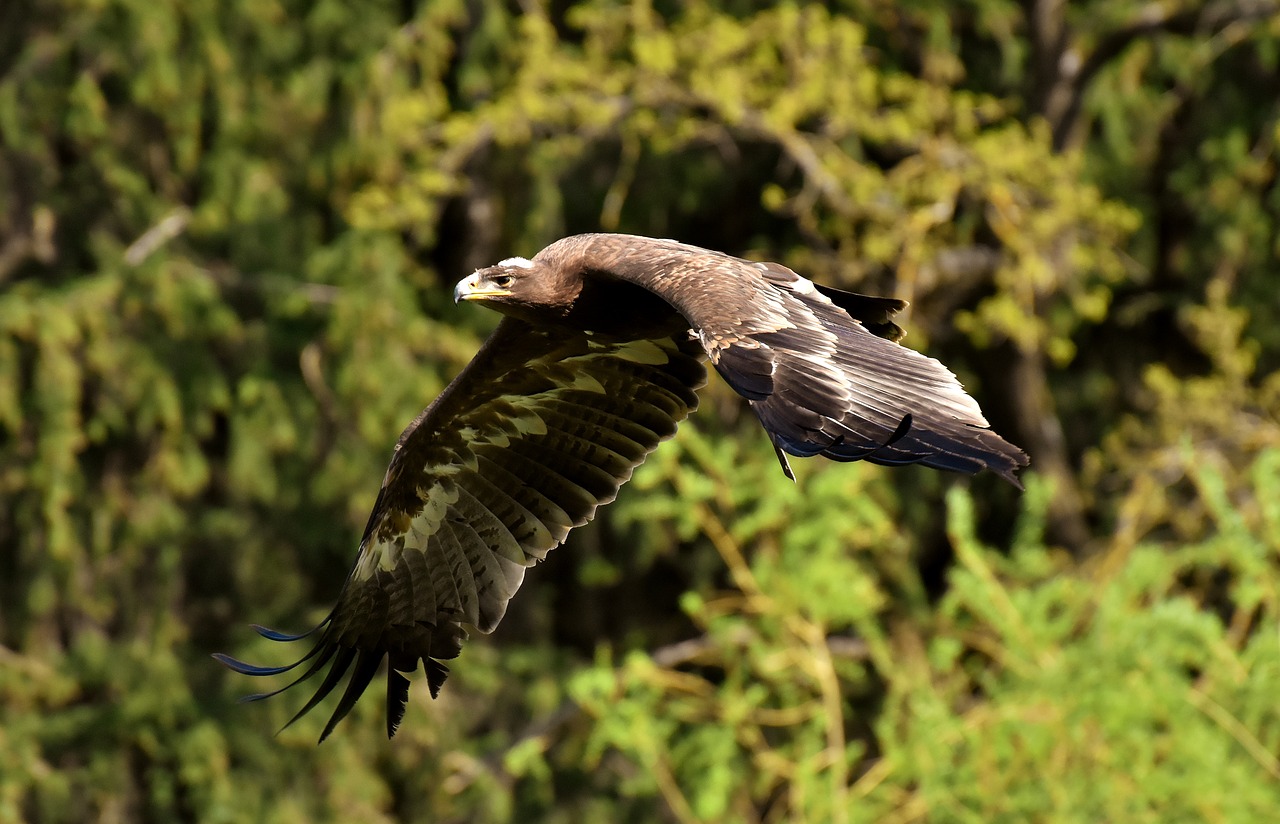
551;371;608;393
356;480;460;577
787;275;818;296
459;402;549;448
606;339;673;365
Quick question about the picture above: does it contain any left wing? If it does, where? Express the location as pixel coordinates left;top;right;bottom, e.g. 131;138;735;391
217;318;705;740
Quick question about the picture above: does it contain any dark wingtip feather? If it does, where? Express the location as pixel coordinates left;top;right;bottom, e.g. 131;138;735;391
233;643;339;704
221;637;411;741
993;451;1029;490
960;426;1029;489
813;285;908;341
885;414;912;446
318;650;383;743
212;652;299;677
252;623;324;642
386;669;411;739
279;647;357;737
425;658;450;699
223;612;444;741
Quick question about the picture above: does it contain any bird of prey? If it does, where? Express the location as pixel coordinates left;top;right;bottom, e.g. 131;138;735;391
217;233;1027;741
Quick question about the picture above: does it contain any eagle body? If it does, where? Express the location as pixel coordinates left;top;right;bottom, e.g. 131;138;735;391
219;233;1027;741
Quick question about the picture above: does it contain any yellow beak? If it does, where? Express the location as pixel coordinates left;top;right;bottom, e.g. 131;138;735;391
453;273;511;303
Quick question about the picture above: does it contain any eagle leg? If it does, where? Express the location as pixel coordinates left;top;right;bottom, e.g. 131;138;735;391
770;438;796;482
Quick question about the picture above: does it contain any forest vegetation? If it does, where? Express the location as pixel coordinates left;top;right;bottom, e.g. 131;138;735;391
1;0;1279;821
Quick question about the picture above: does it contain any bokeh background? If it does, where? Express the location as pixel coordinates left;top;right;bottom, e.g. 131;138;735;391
2;0;1280;821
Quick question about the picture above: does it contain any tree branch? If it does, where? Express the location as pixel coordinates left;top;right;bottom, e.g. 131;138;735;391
1053;0;1280;149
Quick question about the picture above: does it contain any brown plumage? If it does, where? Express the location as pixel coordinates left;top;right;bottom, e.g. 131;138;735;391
217;233;1028;741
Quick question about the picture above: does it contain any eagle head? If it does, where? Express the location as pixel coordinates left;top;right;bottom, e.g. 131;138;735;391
453;256;579;322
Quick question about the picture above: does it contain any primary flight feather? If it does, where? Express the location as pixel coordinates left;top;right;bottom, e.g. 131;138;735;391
217;233;1028;741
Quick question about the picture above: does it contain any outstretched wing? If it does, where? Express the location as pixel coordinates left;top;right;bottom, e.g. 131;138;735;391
598;238;1027;485
218;318;705;741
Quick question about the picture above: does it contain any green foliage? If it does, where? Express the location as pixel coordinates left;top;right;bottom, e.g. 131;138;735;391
574;458;1280;822
2;0;1277;822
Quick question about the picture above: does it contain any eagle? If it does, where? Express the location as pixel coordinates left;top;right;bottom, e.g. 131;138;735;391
217;233;1027;741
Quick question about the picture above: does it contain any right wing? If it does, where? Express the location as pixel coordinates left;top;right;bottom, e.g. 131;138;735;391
591;236;1027;485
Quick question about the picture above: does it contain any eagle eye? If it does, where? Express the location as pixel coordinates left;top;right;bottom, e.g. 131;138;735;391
492;274;515;289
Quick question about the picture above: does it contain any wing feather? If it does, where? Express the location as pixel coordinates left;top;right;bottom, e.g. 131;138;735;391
442;510;515;631
473;453;573;549
451;484;525;569
535;428;638;479
533;405;659;459
437;513;484;627
504;437;622;503
481;445;601;522
462;469;556;552
550;387;686;438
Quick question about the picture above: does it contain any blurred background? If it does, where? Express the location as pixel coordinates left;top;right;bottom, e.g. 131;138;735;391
2;0;1279;821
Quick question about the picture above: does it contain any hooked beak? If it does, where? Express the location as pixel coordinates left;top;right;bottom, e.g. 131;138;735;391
453;273;511;304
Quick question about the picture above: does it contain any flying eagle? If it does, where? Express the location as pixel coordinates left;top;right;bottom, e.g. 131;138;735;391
218;233;1027;741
